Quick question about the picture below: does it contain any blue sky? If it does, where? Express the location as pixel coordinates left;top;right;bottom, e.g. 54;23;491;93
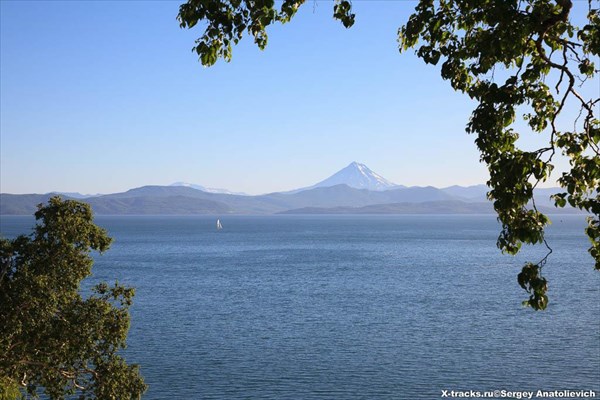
1;1;597;194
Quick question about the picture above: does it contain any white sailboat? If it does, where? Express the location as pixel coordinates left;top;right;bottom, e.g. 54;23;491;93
216;219;223;230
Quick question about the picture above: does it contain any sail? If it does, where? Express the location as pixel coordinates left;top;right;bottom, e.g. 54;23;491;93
216;219;223;230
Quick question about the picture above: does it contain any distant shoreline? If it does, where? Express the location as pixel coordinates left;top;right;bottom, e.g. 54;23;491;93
0;184;575;216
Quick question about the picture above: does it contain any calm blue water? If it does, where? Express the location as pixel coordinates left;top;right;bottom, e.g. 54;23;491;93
1;215;599;399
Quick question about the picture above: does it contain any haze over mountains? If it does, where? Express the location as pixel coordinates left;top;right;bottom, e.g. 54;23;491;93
1;162;573;215
169;182;248;196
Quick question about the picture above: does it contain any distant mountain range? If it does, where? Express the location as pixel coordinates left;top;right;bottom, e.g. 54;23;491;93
0;162;577;215
169;182;248;196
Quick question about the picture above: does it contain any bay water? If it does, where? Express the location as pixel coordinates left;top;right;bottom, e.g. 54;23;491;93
1;215;598;399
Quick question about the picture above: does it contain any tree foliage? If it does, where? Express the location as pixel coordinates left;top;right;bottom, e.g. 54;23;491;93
399;0;599;310
177;0;599;310
0;197;146;399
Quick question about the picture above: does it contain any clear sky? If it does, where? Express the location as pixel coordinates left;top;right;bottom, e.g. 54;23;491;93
1;1;597;195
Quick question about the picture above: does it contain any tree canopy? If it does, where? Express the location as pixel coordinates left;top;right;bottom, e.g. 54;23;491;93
177;0;599;309
0;197;146;399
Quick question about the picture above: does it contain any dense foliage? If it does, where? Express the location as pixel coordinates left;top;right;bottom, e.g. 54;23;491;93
177;0;599;310
0;197;146;399
399;0;599;310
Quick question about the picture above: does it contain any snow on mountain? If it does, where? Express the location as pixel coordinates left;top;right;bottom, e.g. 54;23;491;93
170;182;207;191
310;162;401;191
52;192;102;199
170;182;247;196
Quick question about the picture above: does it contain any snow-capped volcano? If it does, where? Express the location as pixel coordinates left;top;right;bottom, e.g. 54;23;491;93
312;162;400;191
